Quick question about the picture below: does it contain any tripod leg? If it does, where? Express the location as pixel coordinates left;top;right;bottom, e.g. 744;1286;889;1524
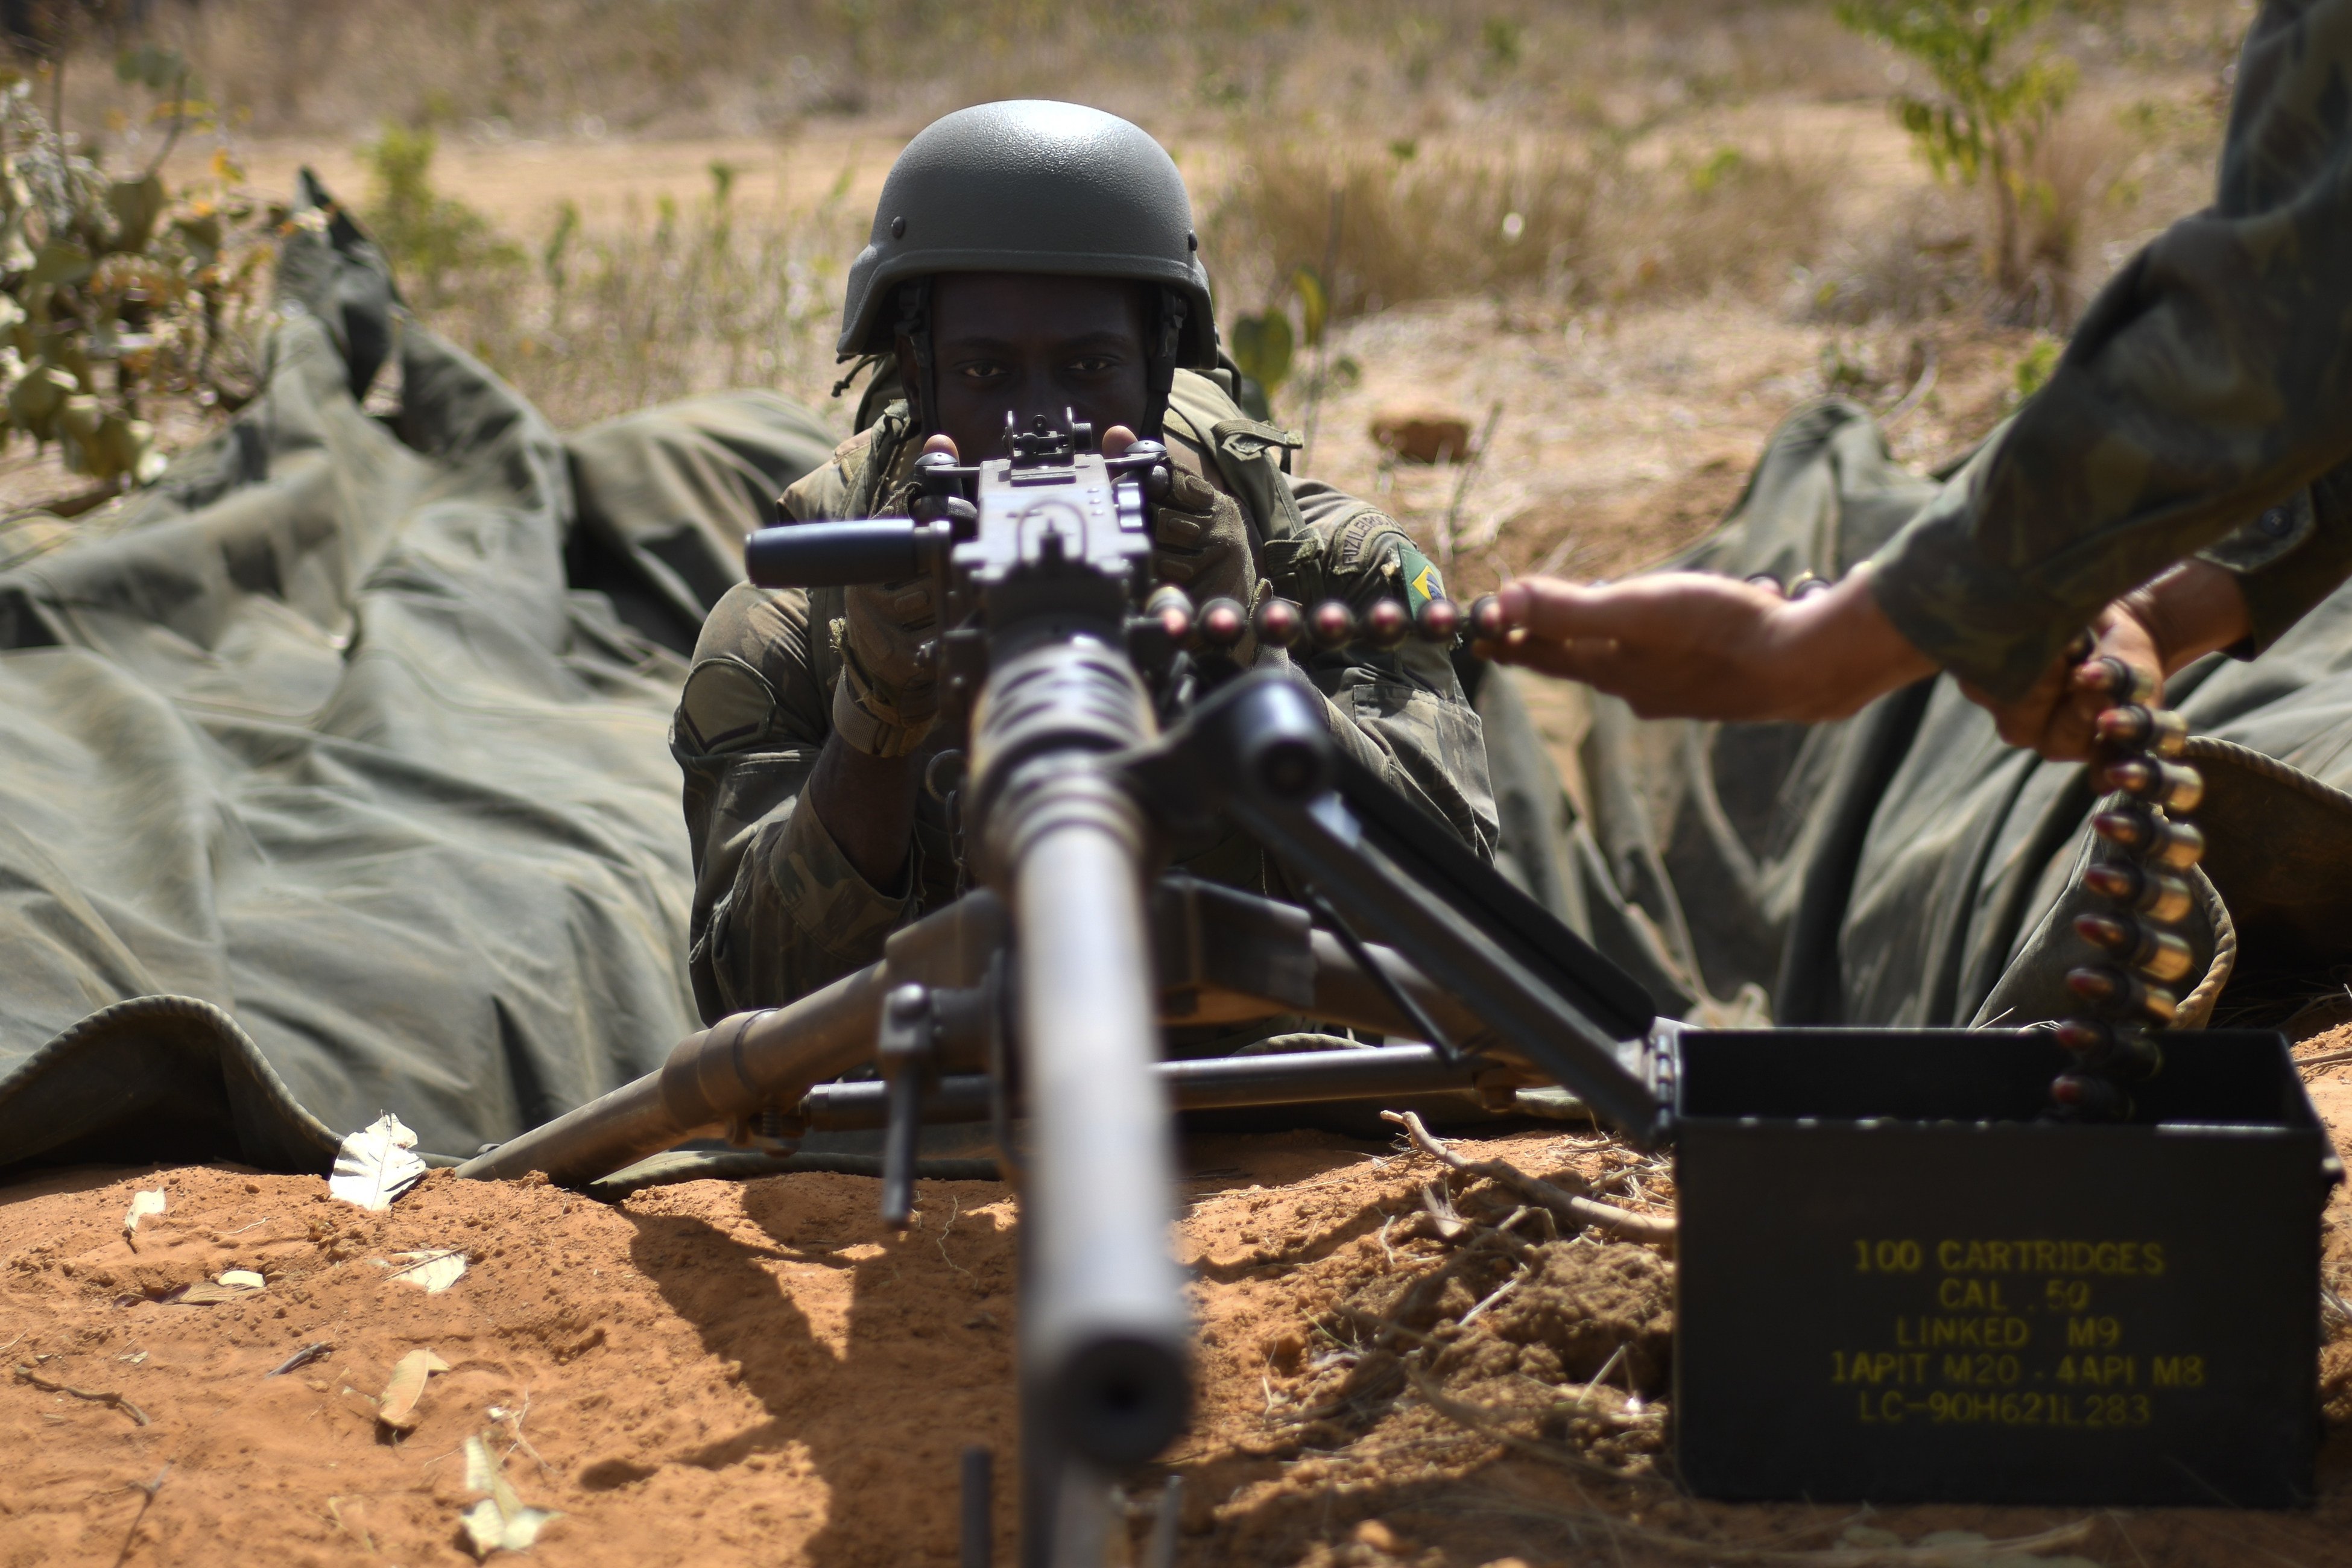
1143;1474;1183;1568
1019;1374;1116;1568
1047;1456;1114;1568
1020;1371;1055;1568
961;1446;993;1568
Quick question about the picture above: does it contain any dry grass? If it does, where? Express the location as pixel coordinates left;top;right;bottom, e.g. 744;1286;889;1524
1206;136;1836;324
0;0;2246;454
45;0;1895;142
425;186;867;431
1205;141;1604;319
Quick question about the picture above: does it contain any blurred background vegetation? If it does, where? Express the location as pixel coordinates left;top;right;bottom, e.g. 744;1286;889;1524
0;0;2251;545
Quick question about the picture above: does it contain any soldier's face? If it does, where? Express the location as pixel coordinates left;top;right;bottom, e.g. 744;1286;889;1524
908;273;1152;460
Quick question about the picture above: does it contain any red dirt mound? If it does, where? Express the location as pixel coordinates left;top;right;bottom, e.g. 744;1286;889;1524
3;1089;2349;1566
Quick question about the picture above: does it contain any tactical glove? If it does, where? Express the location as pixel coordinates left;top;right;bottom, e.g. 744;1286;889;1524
833;574;940;757
1150;466;1258;611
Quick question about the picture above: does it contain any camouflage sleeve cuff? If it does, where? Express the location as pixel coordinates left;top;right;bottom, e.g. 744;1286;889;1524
2202;477;2352;657
763;790;915;961
1864;435;2084;703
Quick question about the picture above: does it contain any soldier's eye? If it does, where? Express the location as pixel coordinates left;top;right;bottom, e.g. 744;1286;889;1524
955;359;1008;383
1069;355;1119;375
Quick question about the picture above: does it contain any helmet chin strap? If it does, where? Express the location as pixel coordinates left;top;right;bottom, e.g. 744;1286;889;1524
893;278;937;436
1143;288;1187;443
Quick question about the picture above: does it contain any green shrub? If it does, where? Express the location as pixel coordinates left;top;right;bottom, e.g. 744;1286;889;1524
356;122;522;308
2009;332;2061;405
1836;0;2079;303
0;47;269;487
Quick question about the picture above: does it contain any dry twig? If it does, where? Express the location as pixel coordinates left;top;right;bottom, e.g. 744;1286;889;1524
1404;1364;1645;1481
1382;1111;1676;1248
266;1342;332;1377
14;1363;150;1425
110;1465;172;1568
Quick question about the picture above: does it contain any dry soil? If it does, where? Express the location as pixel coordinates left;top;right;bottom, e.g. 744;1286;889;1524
5;1054;2350;1567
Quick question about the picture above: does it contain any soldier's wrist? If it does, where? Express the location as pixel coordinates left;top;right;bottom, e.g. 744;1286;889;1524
1765;566;1938;721
2122;562;2251;675
832;669;935;757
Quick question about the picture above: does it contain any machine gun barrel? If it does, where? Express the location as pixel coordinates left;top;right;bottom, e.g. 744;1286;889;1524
1009;796;1189;1463
970;636;1190;1480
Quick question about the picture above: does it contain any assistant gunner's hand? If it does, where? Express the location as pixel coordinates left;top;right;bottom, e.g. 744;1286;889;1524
1478;566;1936;724
1964;561;2249;761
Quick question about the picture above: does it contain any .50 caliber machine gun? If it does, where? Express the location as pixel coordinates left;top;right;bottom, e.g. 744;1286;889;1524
457;412;2335;1557
463;409;1671;1564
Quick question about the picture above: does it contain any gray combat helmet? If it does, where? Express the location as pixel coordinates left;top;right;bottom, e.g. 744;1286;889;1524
838;100;1218;369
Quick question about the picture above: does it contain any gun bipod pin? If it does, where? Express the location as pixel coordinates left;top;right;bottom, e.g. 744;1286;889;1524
2053;649;2203;1121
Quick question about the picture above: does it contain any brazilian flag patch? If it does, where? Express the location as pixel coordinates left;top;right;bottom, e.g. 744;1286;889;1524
1397;543;1444;615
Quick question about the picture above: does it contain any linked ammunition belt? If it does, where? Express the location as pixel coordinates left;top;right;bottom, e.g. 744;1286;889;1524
2054;654;2202;1119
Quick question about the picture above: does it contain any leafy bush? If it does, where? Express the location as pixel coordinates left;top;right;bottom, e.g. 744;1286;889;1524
355;123;522;308
0;47;268;487
1836;0;2081;306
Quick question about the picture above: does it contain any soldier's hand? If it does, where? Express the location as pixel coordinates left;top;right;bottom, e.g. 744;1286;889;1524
1480;567;1936;722
833;434;951;757
1960;604;2163;762
1959;561;2248;761
1104;423;1258;610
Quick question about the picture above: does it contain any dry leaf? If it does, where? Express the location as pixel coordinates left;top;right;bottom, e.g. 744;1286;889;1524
329;1113;428;1212
376;1348;451;1432
384;1250;467;1294
163;1278;265;1306
460;1434;560;1555
121;1190;166;1238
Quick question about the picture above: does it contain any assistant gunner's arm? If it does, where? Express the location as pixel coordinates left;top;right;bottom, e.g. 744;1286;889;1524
1867;0;2352;704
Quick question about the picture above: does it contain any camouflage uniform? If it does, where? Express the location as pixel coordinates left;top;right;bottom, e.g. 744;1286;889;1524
1871;0;2352;701
669;369;1496;1021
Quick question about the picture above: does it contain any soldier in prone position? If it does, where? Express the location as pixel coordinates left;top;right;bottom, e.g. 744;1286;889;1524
669;100;1496;1022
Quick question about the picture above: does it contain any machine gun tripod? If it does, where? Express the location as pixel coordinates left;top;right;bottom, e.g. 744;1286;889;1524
461;411;1676;1566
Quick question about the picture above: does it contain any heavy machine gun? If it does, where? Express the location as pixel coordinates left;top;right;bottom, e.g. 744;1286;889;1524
461;409;1670;1564
455;413;2332;1556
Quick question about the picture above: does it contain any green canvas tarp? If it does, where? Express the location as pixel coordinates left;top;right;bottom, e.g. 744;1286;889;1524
0;188;836;1172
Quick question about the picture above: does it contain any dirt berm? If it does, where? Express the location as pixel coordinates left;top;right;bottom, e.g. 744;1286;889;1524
5;1052;2352;1567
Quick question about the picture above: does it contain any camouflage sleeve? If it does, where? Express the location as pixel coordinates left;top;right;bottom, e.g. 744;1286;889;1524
1867;0;2352;701
671;580;910;1022
1280;479;1499;858
2198;458;2352;653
